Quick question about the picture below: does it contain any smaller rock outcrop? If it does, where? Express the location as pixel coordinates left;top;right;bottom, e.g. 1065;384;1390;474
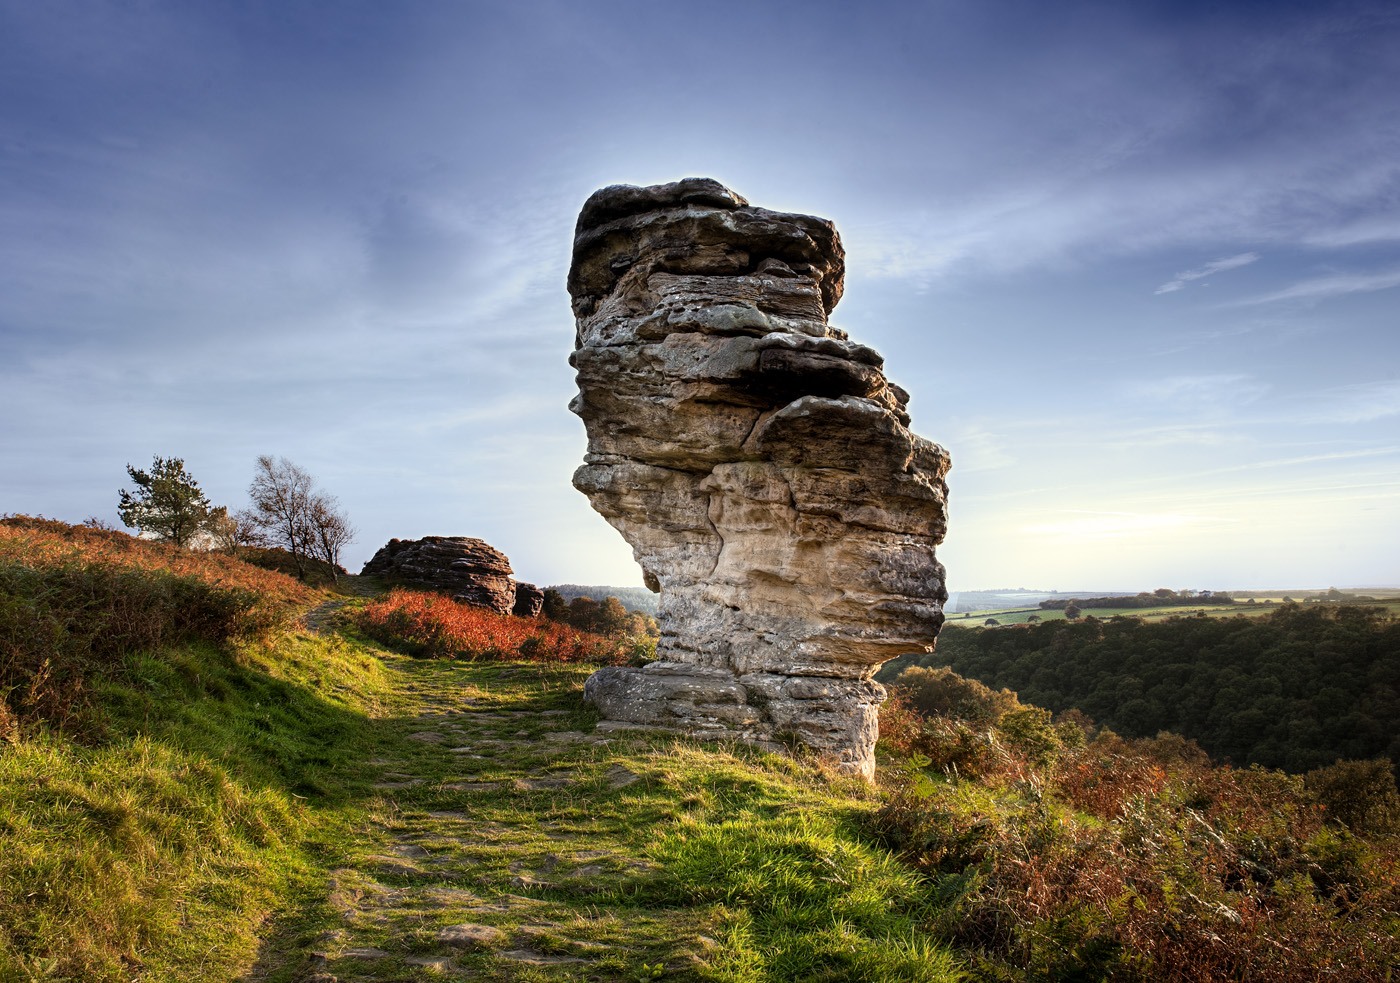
360;536;537;617
512;582;544;618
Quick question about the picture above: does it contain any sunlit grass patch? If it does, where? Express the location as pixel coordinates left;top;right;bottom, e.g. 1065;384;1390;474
652;813;959;976
0;735;301;981
0;628;392;981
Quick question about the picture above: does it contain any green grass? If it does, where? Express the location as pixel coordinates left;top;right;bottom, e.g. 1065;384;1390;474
244;646;968;981
7;550;1395;980
0;627;393;981
2;588;966;982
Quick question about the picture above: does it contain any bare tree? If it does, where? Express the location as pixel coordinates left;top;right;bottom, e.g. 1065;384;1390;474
206;506;267;556
306;492;355;582
245;456;355;581
247;455;316;579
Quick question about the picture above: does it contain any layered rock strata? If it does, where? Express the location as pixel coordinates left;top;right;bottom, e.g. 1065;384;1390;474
360;536;535;617
568;178;950;777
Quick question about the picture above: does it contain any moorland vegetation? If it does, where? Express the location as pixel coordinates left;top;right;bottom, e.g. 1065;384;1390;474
875;669;1399;980
2;516;1397;980
356;587;657;665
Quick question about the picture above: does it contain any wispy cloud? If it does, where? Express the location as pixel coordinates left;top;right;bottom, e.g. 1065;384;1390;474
1303;213;1400;248
1184;446;1400;479
948;426;1017;474
1235;266;1400;306
1154;252;1259;294
1101;425;1242;451
1122;373;1269;407
1313;380;1400;424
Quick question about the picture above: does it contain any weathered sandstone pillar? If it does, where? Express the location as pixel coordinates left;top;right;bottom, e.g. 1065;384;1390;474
568;178;949;777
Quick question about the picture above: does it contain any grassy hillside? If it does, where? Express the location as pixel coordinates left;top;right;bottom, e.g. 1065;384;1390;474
0;516;393;980
3;518;1397;980
0;520;963;981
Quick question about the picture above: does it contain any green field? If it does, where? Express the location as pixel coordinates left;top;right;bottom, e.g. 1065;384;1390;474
946;587;1400;626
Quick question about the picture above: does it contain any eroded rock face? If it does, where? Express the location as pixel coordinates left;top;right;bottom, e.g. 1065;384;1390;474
568;178;950;777
361;536;527;616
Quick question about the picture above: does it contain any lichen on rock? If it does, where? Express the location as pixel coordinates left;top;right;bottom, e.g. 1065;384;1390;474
568;178;950;777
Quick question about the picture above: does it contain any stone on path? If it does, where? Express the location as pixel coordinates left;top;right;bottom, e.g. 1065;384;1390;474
436;922;505;948
342;946;391;959
605;764;641;788
501;948;590;965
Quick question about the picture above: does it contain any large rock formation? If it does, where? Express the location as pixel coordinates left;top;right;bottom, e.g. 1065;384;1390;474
360;536;534;617
568;178;950;777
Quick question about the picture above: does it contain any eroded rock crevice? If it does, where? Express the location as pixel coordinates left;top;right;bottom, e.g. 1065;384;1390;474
569;178;950;777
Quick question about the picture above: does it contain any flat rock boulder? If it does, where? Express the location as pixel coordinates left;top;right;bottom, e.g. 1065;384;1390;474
568;178;950;778
360;536;535;616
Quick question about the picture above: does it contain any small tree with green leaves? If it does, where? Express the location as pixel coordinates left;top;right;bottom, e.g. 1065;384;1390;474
117;455;214;547
542;589;569;621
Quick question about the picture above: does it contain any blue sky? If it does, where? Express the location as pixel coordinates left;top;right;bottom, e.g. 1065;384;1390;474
3;0;1398;591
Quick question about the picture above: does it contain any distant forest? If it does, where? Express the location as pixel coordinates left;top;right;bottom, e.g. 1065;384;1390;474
881;604;1400;773
545;584;658;615
1036;587;1383;611
1038;588;1236;610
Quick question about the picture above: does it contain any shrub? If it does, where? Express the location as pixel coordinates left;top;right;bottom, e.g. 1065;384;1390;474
877;689;926;758
355;589;635;664
884;668;1061;783
893;666;1018;723
1304;759;1400;836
